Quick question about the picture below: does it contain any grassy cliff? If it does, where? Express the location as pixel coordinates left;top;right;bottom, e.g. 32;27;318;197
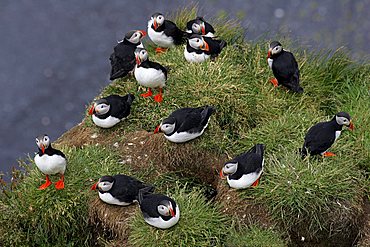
0;6;369;247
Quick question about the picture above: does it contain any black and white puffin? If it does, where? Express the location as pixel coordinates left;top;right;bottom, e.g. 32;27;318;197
186;16;215;37
267;41;303;93
154;106;215;143
184;34;226;63
109;30;146;80
109;30;147;80
134;48;167;103
147;12;184;53
34;134;67;190
220;144;265;189
88;94;135;128
301;112;354;158
138;188;180;229
91;174;153;206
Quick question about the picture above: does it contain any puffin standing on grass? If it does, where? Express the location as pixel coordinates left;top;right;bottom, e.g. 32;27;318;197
34;134;67;190
91;174;154;206
147;13;184;53
154;106;215;143
186;17;215;37
138;188;180;229
88;94;135;128
134;48;167;103
184;34;226;63
301;112;354;158
220;144;265;189
267;41;304;93
109;30;147;80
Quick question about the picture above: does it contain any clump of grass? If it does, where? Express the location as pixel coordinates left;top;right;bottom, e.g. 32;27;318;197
0;146;125;246
129;184;229;247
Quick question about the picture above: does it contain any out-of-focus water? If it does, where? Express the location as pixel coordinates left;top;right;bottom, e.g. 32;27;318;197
0;0;368;177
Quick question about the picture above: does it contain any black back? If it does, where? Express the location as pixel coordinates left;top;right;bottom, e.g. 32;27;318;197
137;60;168;79
302;118;343;157
271;50;303;93
37;144;66;159
186;36;226;58
139;192;177;221
228;144;264;180
153;20;184;45
109;39;139;80
94;94;135;120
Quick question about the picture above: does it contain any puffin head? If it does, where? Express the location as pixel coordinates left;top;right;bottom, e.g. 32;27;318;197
268;41;283;58
134;48;149;65
154;117;176;134
124;30;147;45
157;200;175;217
188;34;209;51
335;112;354;130
88;99;110;116
151;13;165;30
36;134;50;154
192;17;206;35
219;162;238;179
91;175;115;191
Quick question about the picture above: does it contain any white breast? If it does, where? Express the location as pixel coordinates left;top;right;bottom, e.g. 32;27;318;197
134;66;166;88
165;119;209;143
227;170;263;189
184;48;210;63
98;192;132;206
204;32;215;38
148;20;174;48
34;154;67;175
92;115;121;128
144;205;180;229
268;58;273;69
334;130;341;142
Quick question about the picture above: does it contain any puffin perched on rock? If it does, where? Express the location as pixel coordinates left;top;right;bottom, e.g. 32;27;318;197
88;94;135;128
147;12;184;53
220;144;265;189
301;112;354;158
34;134;67;190
154;106;215;143
184;34;226;63
267;41;303;93
109;30;146;80
91;174;153;206
186;16;215;37
138;188;180;229
134;48;167;103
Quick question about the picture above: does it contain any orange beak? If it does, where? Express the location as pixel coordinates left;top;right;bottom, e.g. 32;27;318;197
169;207;175;217
91;182;98;190
135;55;140;65
201;24;205;35
349;121;354;131
153;20;158;30
140;30;147;37
88;105;95;115
41;144;45;154
201;40;209;51
154;124;161;134
219;169;226;179
267;48;272;58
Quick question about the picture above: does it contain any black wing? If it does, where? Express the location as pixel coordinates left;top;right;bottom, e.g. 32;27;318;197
105;94;134;119
229;146;263;180
203;37;227;57
110;175;147;202
109;43;136;80
141;60;168;79
303;122;335;155
163;20;184;45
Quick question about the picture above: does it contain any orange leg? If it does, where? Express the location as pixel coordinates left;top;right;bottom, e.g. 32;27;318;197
251;177;260;187
54;174;65;190
269;78;278;87
141;88;153;98
155;47;168;54
153;88;163;103
323;151;336;157
39;175;52;190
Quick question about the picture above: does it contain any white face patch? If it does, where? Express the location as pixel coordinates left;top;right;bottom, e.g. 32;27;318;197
271;45;282;55
160;123;175;134
223;162;238;175
335;116;350;126
95;103;110;115
188;37;204;50
143;205;180;229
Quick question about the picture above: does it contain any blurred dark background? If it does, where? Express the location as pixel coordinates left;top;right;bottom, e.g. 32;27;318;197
0;0;369;177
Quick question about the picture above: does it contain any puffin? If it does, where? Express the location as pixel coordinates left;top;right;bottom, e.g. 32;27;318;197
154;106;215;143
109;30;147;80
34;134;67;190
301;112;354;158
91;174;154;206
88;94;135;128
134;48;167;103
267;41;304;93
220;144;265;189
186;16;215;37
184;34;226;63
138;188;180;229
147;12;184;53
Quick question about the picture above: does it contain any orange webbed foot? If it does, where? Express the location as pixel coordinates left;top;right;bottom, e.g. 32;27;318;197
153;93;163;103
39;176;52;190
55;175;65;190
155;47;167;54
269;78;278;87
141;88;153;98
323;152;336;157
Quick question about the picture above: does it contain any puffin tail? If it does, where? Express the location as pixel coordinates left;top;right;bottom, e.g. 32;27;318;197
124;93;135;105
138;185;155;204
300;147;308;159
201;106;216;125
219;40;227;50
255;144;265;156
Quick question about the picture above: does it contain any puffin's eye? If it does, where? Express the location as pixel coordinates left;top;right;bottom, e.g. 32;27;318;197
36;139;39;143
100;105;104;109
44;137;48;141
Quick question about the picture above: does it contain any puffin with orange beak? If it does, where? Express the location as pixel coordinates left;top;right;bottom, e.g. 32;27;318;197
186;16;215;37
88;94;135;128
34;134;67;190
301;112;354;158
138;188;180;229
184;34;226;63
267;41;303;93
147;12;184;53
220;144;265;189
109;30;147;80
